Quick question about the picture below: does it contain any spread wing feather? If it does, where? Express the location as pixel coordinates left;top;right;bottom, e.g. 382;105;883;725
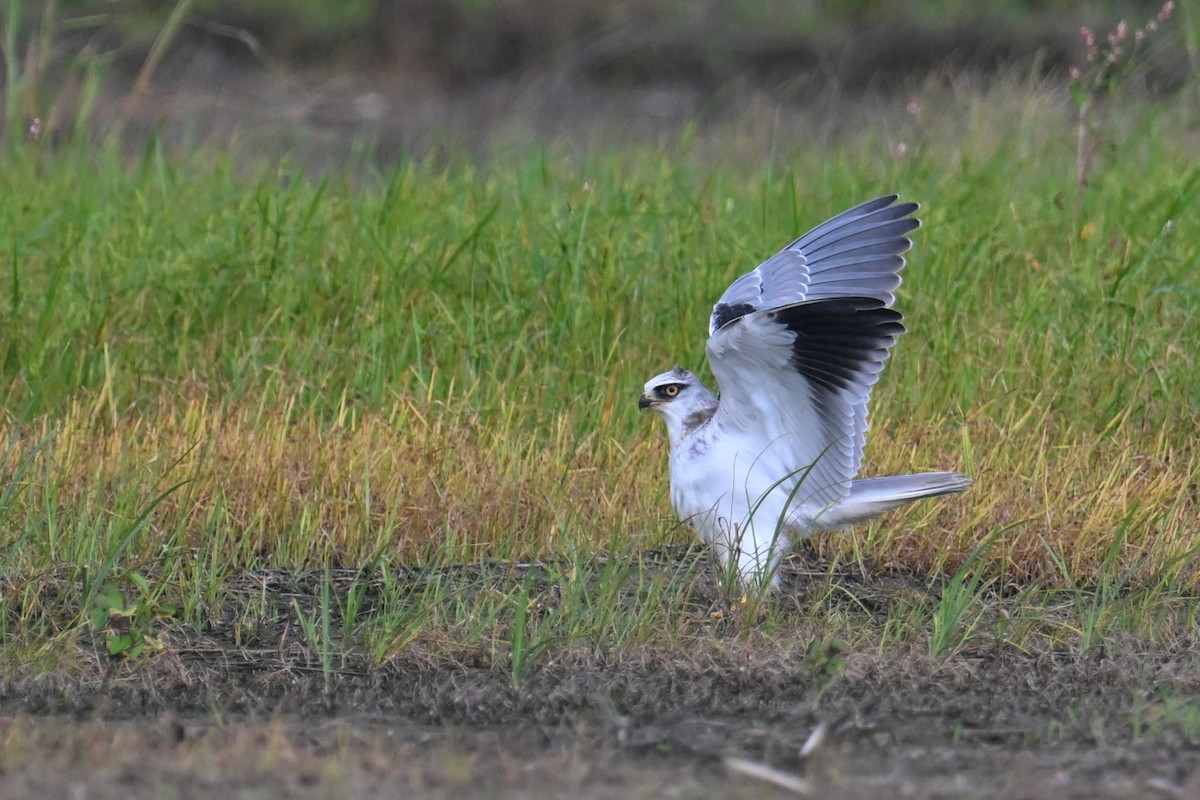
705;196;918;512
706;299;904;511
709;195;919;335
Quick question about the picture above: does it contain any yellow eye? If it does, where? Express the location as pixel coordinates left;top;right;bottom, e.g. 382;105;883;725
663;384;680;397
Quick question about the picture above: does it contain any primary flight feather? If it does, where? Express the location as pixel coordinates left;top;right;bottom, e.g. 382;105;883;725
639;195;969;589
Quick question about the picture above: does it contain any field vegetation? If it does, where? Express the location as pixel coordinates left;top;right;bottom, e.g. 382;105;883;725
2;1;1200;795
4;65;1199;672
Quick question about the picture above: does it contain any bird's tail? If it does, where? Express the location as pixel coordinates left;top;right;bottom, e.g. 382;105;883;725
817;471;971;529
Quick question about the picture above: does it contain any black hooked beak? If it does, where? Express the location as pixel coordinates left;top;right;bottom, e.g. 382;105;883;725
638;394;652;410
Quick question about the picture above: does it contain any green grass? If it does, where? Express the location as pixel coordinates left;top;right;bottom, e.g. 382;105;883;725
2;74;1200;679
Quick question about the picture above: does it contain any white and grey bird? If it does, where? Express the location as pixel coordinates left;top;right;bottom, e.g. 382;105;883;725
639;195;969;590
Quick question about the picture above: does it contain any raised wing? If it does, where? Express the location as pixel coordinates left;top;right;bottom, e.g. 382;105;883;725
709;196;919;335
706;297;905;511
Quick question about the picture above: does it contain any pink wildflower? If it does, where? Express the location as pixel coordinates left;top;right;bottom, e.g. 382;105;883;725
1108;21;1127;46
1159;2;1174;23
1081;27;1097;60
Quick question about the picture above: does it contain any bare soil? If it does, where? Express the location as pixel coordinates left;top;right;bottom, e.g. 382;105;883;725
3;650;1199;798
4;552;1200;798
2;710;1196;799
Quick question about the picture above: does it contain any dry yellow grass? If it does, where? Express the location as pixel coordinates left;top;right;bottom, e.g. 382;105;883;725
5;383;1196;588
3;386;666;568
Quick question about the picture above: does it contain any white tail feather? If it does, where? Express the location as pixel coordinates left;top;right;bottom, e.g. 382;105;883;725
817;471;971;529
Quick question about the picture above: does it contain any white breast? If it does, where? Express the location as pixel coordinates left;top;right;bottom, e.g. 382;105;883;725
668;419;809;587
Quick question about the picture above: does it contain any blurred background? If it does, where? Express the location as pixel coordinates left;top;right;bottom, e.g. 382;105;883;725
1;0;1192;163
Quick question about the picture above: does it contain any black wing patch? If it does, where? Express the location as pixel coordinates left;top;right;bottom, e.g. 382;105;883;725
711;302;758;331
768;298;905;395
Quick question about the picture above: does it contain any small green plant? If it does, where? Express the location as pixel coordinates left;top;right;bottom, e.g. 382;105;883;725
929;525;1015;658
1041;512;1197;652
509;572;561;688
803;637;846;701
339;547;390;640
89;573;178;659
291;567;337;703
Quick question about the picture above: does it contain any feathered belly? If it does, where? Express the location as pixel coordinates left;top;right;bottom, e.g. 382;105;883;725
667;437;803;588
668;440;804;546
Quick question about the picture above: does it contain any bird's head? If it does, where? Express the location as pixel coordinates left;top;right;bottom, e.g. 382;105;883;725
639;366;716;440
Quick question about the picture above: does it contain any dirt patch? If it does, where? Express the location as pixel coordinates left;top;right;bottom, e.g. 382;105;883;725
5;632;1196;728
4;715;1197;800
3;662;1199;799
4;551;1200;797
4;624;1200;797
7;549;1200;726
3;714;768;800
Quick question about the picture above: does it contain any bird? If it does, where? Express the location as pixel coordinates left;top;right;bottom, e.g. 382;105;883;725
639;195;970;590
